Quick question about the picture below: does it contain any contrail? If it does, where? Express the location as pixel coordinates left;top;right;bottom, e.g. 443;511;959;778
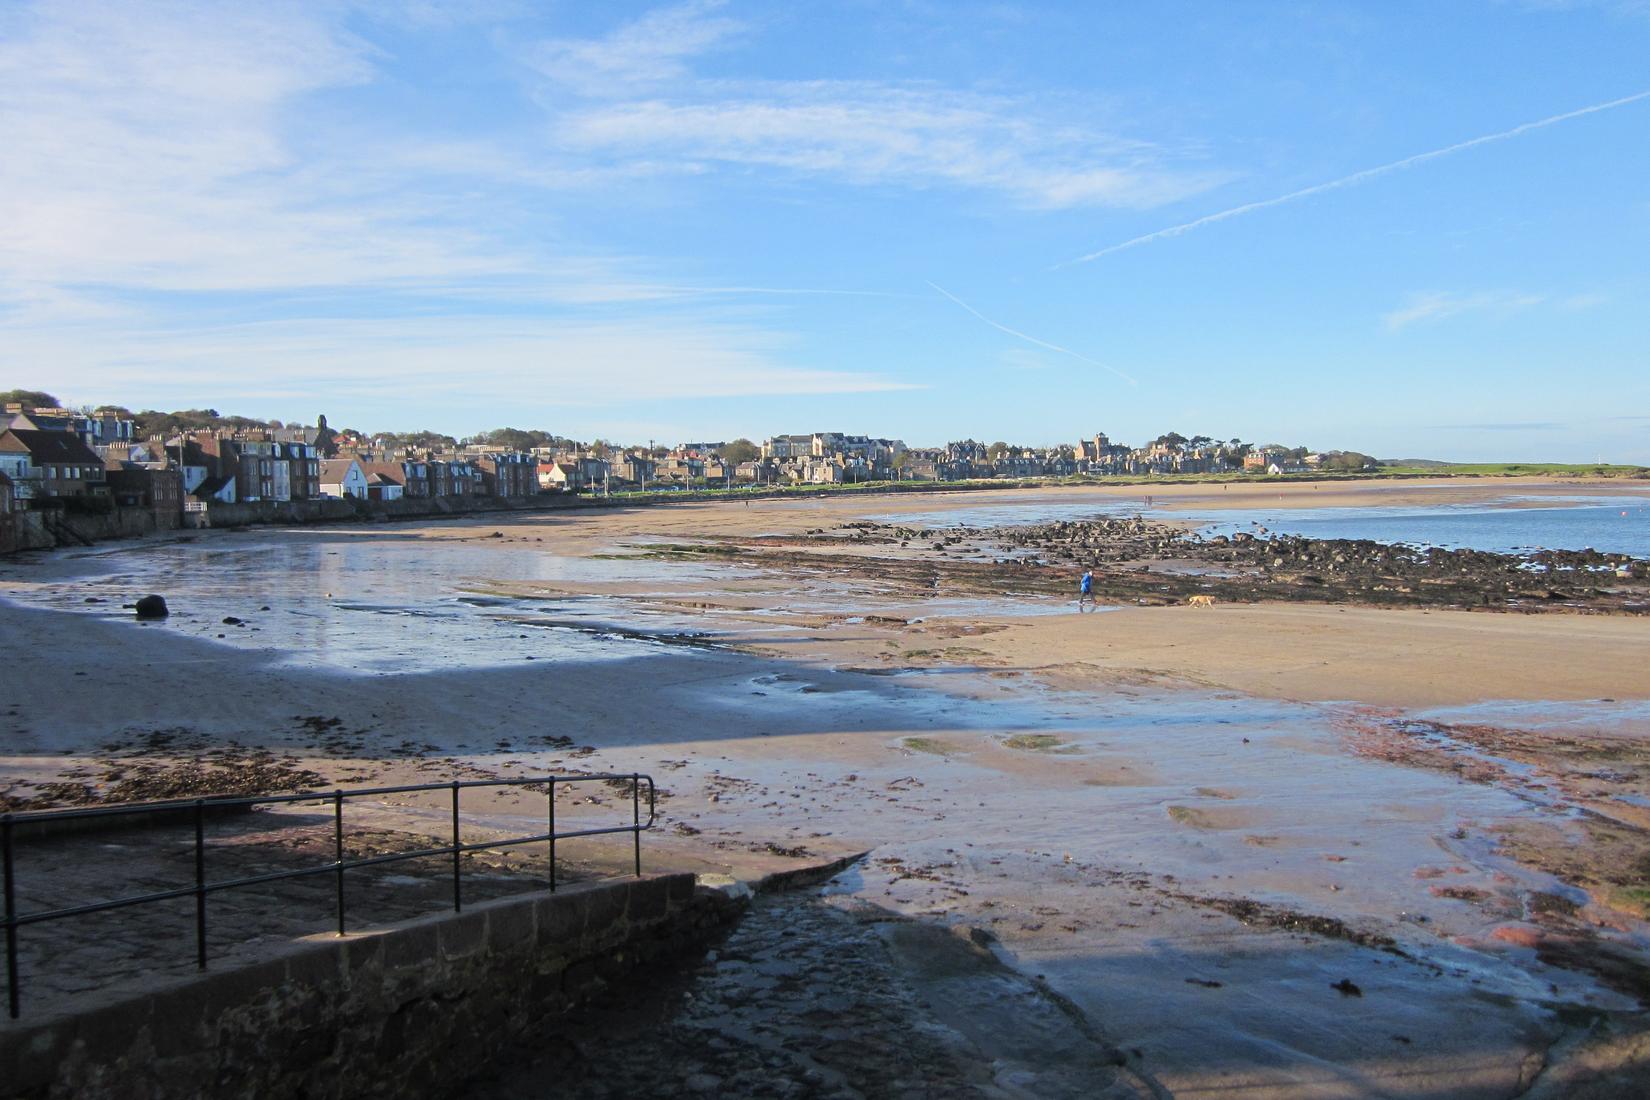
927;281;1137;385
645;285;923;299
1061;90;1650;267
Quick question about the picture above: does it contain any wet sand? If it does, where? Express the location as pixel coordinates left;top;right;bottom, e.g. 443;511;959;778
933;603;1650;708
3;476;1649;1096
808;473;1650;519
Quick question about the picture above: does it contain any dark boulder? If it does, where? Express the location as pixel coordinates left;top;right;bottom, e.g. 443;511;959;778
134;594;169;620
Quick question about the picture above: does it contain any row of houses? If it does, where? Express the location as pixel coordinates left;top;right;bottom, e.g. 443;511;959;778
2;401;1349;523
532;445;891;491
523;430;1333;492
0;428;110;501
0;404;545;519
737;432;1352;482
309;449;539;503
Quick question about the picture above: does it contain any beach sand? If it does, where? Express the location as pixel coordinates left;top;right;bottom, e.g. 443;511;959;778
4;476;1649;1096
795;602;1650;709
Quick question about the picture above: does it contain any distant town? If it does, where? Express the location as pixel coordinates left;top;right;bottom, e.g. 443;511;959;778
0;388;1378;535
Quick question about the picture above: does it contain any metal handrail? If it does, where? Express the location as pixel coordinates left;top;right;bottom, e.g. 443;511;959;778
1;773;656;1019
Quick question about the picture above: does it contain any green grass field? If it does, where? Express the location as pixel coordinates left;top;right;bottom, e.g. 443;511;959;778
1377;462;1650;478
592;462;1648;503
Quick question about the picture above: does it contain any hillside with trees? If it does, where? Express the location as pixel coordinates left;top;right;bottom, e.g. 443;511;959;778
0;389;61;408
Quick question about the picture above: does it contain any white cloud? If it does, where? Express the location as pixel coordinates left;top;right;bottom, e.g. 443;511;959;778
1504;0;1650;18
1000;348;1054;371
558;87;1215;209
5;312;917;413
0;2;817;314
0;0;1206;429
0;0;529;300
1382;288;1614;330
1383;290;1548;330
0;0;1217;325
0;2;930;424
524;5;1218;210
526;0;744;96
1558;291;1613;310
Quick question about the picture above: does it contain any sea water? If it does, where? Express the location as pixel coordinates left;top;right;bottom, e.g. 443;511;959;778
871;493;1650;556
1188;496;1650;556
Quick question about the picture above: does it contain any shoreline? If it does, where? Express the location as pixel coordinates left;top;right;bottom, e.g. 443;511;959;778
6;472;1649;558
5;477;1647;728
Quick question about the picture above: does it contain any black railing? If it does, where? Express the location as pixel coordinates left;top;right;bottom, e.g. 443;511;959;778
1;774;656;1019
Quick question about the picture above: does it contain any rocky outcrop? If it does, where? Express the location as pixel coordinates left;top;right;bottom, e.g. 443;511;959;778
994;519;1650;612
990;521;1650;616
732;517;1650;614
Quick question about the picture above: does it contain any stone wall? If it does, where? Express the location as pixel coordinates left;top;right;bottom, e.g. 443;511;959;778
0;511;48;554
3;479;1035;556
54;508;166;545
0;874;741;1099
0;507;172;554
1;493;606;554
182;492;604;531
184;497;360;529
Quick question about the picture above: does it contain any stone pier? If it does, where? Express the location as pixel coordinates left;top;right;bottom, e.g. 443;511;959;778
1;874;744;1099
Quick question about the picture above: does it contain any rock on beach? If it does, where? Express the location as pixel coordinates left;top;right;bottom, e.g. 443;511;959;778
134;594;169;620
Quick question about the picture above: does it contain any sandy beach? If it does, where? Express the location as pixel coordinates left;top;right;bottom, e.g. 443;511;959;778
4;476;1650;1097
776;601;1650;708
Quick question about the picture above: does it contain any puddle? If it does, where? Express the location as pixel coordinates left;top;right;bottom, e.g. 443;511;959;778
0;533;697;675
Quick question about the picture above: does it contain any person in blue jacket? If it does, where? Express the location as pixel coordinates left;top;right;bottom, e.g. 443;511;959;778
1078;569;1094;611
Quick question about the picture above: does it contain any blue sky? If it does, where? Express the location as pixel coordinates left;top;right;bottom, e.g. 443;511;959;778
2;0;1647;460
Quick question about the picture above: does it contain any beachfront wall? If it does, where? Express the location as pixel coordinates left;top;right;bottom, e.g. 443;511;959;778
4;479;1037;555
0;874;740;1100
0;509;42;553
179;493;591;530
0;506;167;554
2;490;609;553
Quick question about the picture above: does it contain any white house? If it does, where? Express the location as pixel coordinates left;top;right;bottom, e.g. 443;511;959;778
191;474;236;504
319;458;369;499
541;461;580;492
0;446;33;500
